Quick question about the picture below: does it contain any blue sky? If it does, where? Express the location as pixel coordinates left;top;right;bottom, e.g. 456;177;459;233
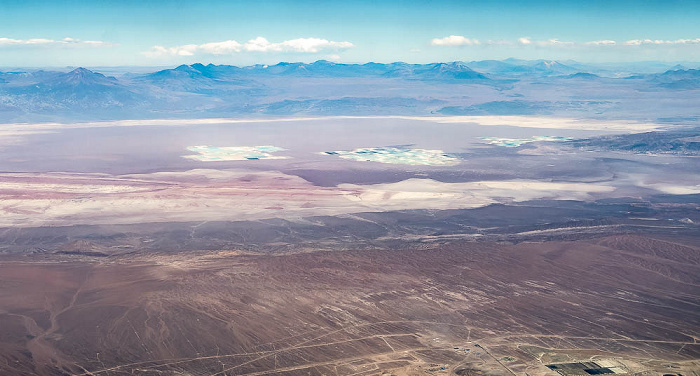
1;0;699;67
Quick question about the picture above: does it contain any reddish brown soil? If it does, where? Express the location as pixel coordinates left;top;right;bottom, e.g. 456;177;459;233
0;235;698;375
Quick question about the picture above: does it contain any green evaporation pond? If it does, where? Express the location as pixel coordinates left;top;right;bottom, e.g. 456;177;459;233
480;136;572;147
184;145;288;161
322;147;459;166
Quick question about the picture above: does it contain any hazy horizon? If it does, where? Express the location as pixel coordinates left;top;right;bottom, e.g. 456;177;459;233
2;58;700;71
2;0;699;66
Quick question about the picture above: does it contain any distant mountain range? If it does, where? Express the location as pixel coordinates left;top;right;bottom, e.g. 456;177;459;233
651;68;700;89
136;60;491;81
0;60;698;122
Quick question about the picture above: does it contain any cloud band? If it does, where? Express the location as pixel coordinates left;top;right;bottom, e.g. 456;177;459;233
432;35;700;48
144;37;355;57
0;37;112;47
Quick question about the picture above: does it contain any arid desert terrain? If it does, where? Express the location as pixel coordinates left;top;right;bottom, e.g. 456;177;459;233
1;58;699;375
0;113;698;376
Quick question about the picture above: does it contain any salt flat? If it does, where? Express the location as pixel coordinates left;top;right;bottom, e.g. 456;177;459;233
0;115;665;142
0;116;696;227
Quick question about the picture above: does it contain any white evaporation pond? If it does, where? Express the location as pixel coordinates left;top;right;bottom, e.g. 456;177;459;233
480;136;572;147
322;147;459;166
184;145;289;161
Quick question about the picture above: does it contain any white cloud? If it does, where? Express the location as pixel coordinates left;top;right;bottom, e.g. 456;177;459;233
243;36;274;52
625;38;700;45
431;35;480;46
0;37;112;47
199;40;242;54
518;37;532;45
516;37;700;47
486;40;514;46
143;45;198;57
144;37;354;57
518;37;574;47
541;39;575;47
244;37;354;53
585;40;617;46
266;37;353;53
433;36;700;49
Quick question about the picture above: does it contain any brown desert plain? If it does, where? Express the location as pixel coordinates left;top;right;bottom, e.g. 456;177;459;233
0;234;698;376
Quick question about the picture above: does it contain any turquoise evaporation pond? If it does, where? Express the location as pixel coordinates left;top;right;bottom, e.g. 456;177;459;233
184;145;288;161
323;147;459;166
480;136;573;147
